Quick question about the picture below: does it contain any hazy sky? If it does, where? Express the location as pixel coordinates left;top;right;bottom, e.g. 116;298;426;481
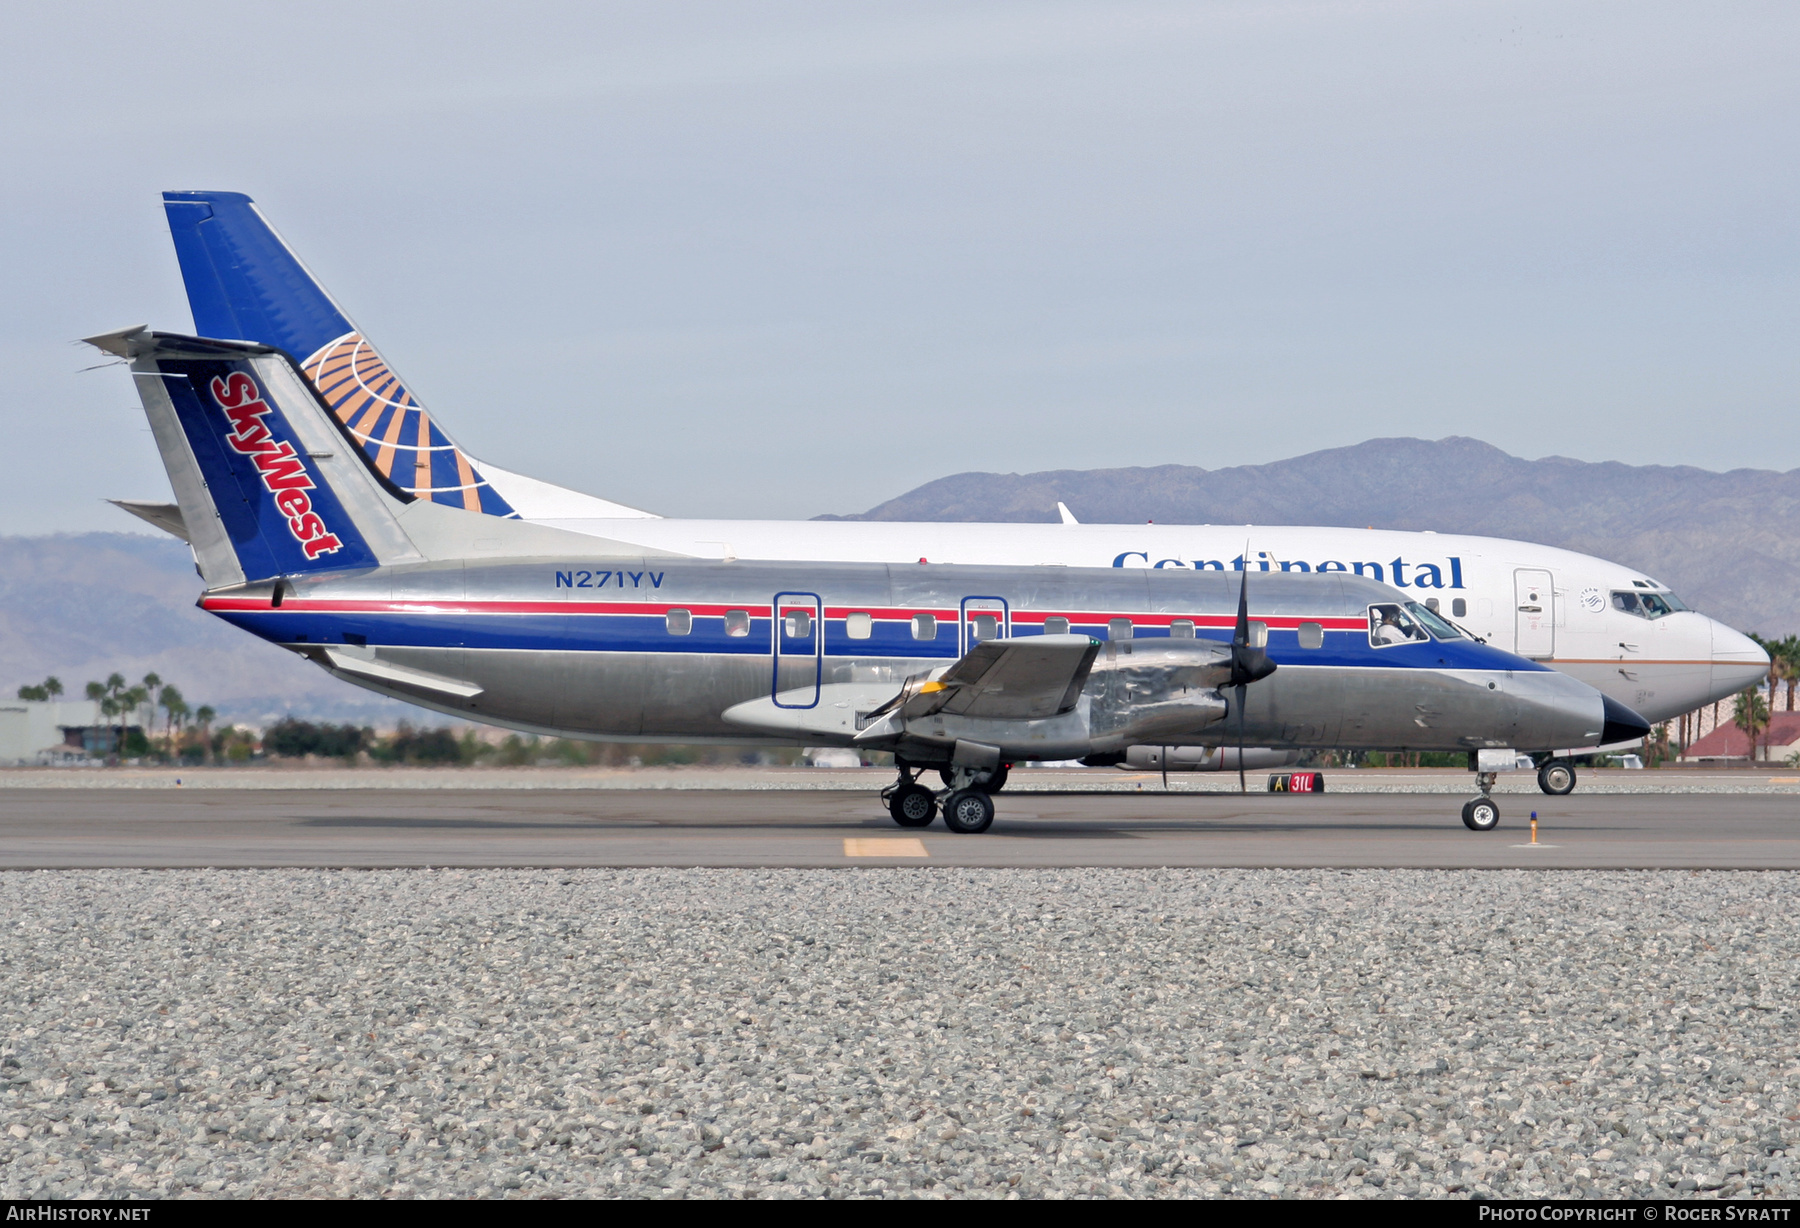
2;1;1795;533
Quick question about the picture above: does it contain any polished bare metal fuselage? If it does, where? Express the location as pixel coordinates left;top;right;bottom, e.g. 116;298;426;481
205;557;1615;759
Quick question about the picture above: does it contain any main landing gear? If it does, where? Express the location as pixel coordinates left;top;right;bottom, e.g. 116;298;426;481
1536;758;1577;796
882;760;1002;834
1462;772;1500;832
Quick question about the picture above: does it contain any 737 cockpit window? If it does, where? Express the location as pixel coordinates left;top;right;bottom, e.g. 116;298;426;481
1369;603;1430;647
1612;590;1684;619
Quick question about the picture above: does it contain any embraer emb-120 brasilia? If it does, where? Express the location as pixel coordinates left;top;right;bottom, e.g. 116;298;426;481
111;192;1762;800
88;318;1648;834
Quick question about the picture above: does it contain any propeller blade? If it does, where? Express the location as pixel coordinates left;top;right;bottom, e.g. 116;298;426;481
1162;745;1169;792
1236;682;1248;794
1233;554;1250;647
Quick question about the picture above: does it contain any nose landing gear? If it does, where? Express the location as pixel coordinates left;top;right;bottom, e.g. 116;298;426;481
1462;771;1501;831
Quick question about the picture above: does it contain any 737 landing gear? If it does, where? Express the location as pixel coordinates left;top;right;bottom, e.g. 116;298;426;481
1462;772;1500;831
1537;758;1576;796
882;761;937;828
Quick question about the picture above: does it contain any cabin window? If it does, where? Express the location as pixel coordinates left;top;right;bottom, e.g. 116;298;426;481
970;613;999;642
1043;616;1070;636
911;613;937;640
783;609;812;637
1452;598;1467;618
1247;621;1267;648
846;612;872;640
1368;603;1428;647
724;610;751;637
1425;597;1440;614
665;608;691;636
1169;619;1195;639
1298;621;1323;650
1108;618;1133;640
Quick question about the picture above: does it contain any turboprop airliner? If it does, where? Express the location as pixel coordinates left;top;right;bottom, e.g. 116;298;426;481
88;325;1645;833
120;191;1752;795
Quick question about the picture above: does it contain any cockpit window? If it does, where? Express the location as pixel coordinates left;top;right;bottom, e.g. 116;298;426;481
1405;601;1463;640
1613;590;1685;620
1369;603;1430;647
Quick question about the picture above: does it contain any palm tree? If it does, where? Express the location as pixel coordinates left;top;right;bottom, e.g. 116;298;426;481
1734;688;1770;762
84;679;107;752
159;686;188;758
1776;636;1800;712
141;673;163;741
193;705;216;764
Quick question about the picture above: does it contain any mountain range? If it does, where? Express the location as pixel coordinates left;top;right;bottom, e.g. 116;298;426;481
823;436;1800;638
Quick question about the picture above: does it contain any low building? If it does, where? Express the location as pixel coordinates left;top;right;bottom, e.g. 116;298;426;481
0;700;145;765
1679;712;1800;763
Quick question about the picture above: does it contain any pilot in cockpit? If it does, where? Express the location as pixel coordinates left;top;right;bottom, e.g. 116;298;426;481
1370;604;1427;646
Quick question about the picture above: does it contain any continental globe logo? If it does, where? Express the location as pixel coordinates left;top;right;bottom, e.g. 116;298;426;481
301;332;516;517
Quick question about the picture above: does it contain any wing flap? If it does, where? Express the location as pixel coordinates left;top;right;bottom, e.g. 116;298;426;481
903;634;1099;721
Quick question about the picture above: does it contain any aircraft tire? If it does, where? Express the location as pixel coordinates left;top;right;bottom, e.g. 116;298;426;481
889;785;937;828
1537;760;1576;795
939;765;1010;794
1461;797;1500;832
941;789;996;834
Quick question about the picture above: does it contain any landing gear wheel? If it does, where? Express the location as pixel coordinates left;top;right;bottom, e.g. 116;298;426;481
941;789;996;834
1537;759;1576;796
888;784;937;828
1461;797;1500;832
939;765;1010;794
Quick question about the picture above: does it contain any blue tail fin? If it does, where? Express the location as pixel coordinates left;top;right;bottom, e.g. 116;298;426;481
161;191;517;517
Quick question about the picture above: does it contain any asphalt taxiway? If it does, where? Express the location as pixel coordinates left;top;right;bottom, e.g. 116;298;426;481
3;780;1798;869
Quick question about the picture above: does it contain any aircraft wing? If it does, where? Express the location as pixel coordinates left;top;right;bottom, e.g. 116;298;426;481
901;634;1100;721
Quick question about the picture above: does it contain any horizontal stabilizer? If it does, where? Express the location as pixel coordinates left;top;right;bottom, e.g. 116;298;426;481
108;499;189;543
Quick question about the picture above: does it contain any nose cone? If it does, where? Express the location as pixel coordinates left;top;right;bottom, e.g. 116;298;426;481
1711;621;1771;697
1600;694;1651;745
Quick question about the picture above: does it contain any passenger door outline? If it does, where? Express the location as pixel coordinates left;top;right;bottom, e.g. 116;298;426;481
959;596;1010;656
1514;569;1555;659
771;591;823;709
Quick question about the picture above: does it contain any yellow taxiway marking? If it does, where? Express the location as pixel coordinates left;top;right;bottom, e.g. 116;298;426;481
843;838;929;858
1770;777;1800;784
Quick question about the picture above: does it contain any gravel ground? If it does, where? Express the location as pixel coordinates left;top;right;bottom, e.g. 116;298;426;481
2;868;1797;1199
